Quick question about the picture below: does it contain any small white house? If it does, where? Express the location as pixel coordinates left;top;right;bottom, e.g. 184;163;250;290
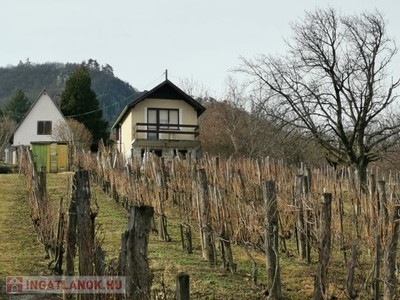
12;89;65;147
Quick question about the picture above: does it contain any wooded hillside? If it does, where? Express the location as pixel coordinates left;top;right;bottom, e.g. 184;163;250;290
0;60;143;125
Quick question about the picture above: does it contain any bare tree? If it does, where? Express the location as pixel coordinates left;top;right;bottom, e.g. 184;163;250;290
219;76;250;156
222;77;283;159
52;118;92;151
179;76;210;103
199;77;268;158
0;115;16;159
238;8;400;187
200;77;324;163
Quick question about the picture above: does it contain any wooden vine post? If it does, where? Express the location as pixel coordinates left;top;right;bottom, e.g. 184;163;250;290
367;173;376;238
75;171;94;300
75;171;94;277
155;165;171;242
374;235;381;300
64;191;77;300
197;168;215;265
51;197;64;275
378;181;389;237
383;193;400;299
373;180;388;299
64;170;95;300
303;170;312;264
125;205;154;300
294;175;307;260
313;193;332;300
263;180;282;299
176;273;190;300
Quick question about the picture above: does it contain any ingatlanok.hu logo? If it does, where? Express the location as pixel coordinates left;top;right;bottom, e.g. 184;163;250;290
6;276;126;294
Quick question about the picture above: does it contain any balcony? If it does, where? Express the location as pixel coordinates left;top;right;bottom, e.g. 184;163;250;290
131;122;200;149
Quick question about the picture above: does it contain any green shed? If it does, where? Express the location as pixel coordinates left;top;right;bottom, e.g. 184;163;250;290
30;142;69;173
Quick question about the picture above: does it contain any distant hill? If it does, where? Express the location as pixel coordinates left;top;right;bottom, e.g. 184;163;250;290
0;60;143;126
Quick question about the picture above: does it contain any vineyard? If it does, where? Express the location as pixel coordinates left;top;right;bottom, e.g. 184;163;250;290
8;145;400;299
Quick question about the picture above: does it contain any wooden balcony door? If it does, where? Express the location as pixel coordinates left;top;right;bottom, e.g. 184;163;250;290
147;108;179;140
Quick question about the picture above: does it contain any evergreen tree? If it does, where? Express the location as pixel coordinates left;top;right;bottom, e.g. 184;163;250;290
60;65;109;147
5;88;31;123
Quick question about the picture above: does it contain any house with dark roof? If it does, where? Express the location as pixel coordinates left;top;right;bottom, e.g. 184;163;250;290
112;78;206;160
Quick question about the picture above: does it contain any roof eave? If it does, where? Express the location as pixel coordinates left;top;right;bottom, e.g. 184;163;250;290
111;105;129;129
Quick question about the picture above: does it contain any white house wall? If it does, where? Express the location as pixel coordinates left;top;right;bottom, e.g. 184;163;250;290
138;98;198;124
12;93;65;146
120;110;133;157
132;98;198;140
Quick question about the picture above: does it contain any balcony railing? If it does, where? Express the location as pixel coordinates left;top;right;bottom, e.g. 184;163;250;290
133;123;199;141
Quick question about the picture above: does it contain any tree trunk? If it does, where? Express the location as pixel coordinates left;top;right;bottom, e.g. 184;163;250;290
351;161;369;194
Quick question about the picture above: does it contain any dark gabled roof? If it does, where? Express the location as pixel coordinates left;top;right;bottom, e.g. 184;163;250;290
112;79;206;129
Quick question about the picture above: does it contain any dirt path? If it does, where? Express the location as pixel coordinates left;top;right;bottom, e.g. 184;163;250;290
0;174;53;299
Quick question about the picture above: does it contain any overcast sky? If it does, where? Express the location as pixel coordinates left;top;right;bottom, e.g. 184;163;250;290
1;0;399;98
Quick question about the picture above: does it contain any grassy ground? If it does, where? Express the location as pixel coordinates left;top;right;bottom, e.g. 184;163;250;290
0;171;342;299
0;174;54;299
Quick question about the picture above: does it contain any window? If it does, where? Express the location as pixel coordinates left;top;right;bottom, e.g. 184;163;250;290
148;109;179;129
37;121;52;135
168;110;179;130
159;110;169;129
147;108;179;139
